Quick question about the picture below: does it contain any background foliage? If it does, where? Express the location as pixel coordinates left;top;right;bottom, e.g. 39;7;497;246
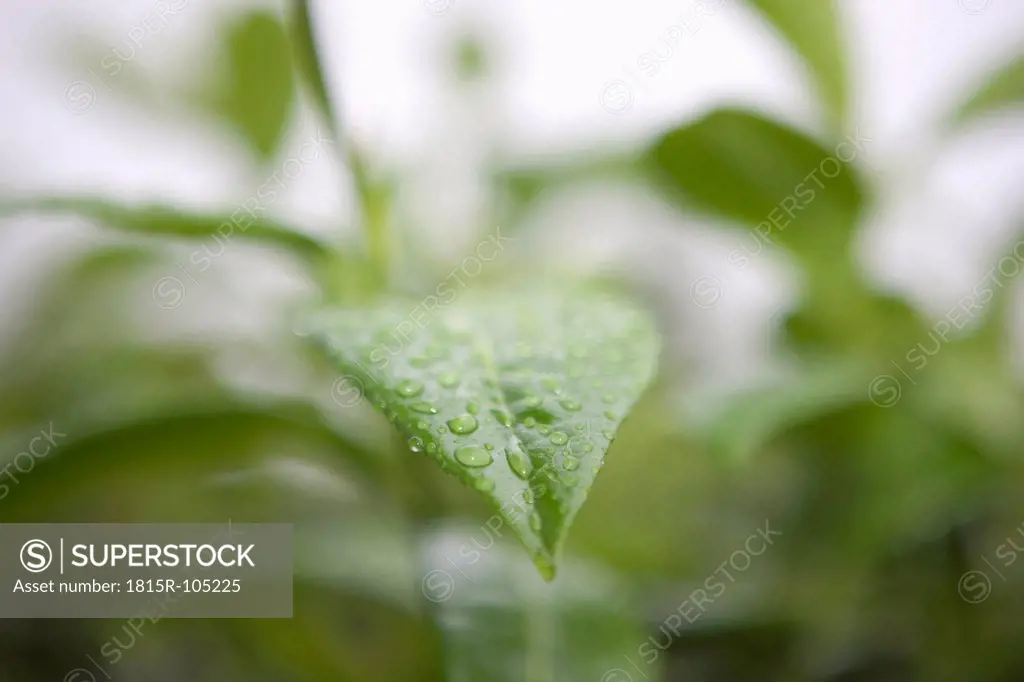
2;1;1023;680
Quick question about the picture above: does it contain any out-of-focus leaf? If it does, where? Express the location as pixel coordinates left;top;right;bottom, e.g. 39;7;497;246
493;153;640;239
744;0;847;128
0;403;379;521
201;11;295;161
288;0;336;134
685;358;874;463
646;107;865;259
0;196;332;265
952;55;1024;125
421;527;656;682
305;288;659;577
294;517;419;612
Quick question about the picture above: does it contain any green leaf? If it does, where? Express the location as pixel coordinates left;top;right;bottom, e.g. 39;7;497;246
686;358;874;463
646;107;865;260
422;526;657;682
288;0;337;135
951;54;1024;125
202;11;295;161
0;196;332;266
0;403;375;521
744;0;847;128
305;288;659;577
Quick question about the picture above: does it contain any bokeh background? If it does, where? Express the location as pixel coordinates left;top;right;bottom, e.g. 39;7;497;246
2;0;1024;680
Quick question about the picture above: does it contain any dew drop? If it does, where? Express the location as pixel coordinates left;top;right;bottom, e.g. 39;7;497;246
447;414;479;435
523;395;543;408
484;443;494;451
559;399;581;412
506;449;533;480
466;402;480;415
455;445;493;468
604;411;617;420
411;401;439;414
524;417;537;428
473;476;495;492
541;377;560;392
439;372;460;389
562;473;579;486
522;488;535;504
395;379;424;398
416;420;429;431
529;512;542;532
563;456;579;471
492;409;514;427
601;429;614;439
550;431;569;445
408;437;424;453
538;425;552;436
601;393;615;404
583;443;595;453
427;443;437;453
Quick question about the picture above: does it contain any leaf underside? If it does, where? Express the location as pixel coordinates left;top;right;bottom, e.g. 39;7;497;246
305;289;659;578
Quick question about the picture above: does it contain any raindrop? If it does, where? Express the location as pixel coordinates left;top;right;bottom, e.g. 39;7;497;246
447;415;479;435
529;512;542;532
455;445;493;468
506;449;533;479
466;402;480;415
523;395;543;408
439;372;460;389
492;409;514;427
411;401;439;414
395;379;424;398
473;476;495;492
559;399;581;412
601;393;615;404
550;432;569;445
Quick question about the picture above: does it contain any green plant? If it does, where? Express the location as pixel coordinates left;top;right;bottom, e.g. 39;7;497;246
1;0;1023;680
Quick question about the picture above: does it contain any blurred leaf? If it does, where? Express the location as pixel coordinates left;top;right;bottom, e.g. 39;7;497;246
453;36;488;82
688;358;874;463
646;107;866;261
201;11;295;161
952;54;1024;125
288;0;336;134
493;152;640;239
422;527;656;682
744;0;847;128
0;402;379;521
0;196;332;266
305;288;659;577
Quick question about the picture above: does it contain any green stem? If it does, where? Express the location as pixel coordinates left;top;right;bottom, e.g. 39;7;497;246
289;0;390;287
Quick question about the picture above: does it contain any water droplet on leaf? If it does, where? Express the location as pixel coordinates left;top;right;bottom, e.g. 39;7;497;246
395;379;424;398
506;449;533;479
411;401;439;414
447;414;479;435
455;445;492;468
